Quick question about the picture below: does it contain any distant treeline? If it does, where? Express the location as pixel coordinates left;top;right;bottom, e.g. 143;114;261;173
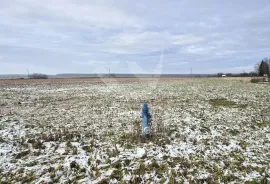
29;73;48;79
0;72;263;80
55;73;215;78
216;72;258;77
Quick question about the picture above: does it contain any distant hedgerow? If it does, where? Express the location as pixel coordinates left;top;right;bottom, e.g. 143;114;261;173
29;73;48;79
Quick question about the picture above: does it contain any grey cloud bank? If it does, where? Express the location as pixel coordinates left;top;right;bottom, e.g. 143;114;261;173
0;0;270;74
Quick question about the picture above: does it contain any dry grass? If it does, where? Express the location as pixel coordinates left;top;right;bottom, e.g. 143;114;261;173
0;77;189;85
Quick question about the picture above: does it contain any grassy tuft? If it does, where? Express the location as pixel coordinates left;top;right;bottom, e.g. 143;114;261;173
257;122;270;127
209;98;247;108
110;169;123;180
229;129;240;136
97;178;109;184
15;150;30;159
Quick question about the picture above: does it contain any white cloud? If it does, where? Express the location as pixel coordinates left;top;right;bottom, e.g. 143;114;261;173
215;50;236;56
0;0;143;29
172;35;204;45
230;66;254;73
168;62;189;66
74;60;120;66
101;32;204;54
182;46;214;54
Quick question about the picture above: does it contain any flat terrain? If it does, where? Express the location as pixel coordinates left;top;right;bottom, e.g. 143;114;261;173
0;77;187;85
0;77;270;183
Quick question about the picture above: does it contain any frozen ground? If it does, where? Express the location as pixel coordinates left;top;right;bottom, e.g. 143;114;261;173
0;78;269;183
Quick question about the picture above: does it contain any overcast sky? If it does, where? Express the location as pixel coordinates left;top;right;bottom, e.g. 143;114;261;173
1;0;270;74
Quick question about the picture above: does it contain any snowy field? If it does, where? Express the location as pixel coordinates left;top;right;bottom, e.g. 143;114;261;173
0;78;270;183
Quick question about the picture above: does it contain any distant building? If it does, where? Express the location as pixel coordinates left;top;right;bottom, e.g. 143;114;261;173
222;74;226;77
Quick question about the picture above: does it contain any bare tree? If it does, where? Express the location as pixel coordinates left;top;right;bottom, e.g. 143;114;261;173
254;63;260;74
263;58;270;73
259;60;269;76
267;59;270;73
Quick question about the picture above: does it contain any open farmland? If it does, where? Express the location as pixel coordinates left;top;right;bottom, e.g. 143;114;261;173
0;78;270;183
